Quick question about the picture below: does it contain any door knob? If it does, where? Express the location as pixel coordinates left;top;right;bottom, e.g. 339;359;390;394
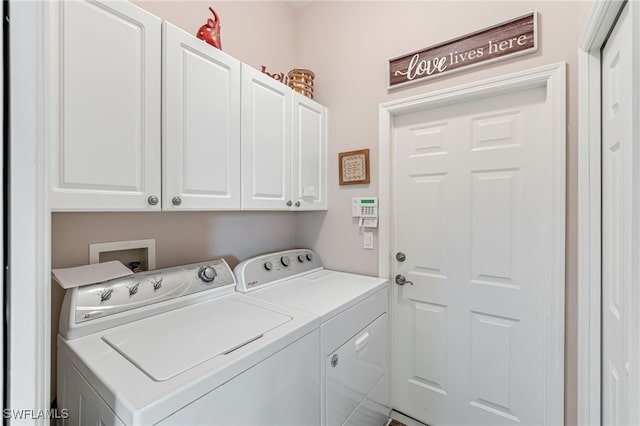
396;252;406;262
395;274;413;286
331;354;339;368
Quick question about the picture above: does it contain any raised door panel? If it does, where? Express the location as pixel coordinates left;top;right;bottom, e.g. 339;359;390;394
163;22;240;210
292;92;327;211
49;0;161;211
241;64;292;210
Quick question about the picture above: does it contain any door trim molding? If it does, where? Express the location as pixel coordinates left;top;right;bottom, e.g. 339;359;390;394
578;2;625;425
9;0;51;418
378;62;566;423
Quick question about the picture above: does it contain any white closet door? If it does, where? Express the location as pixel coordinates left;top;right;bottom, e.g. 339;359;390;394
292;92;328;211
49;0;161;211
601;3;639;425
163;22;241;210
241;64;292;210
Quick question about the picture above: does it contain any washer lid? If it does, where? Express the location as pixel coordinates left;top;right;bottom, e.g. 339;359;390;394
102;298;291;382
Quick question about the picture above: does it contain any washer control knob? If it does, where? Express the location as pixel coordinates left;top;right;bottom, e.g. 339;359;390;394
306;253;313;262
128;283;140;296
280;256;291;267
264;261;273;271
198;266;217;283
297;254;305;262
152;278;163;290
100;289;113;302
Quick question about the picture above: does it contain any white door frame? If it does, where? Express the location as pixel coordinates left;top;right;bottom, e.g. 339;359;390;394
9;0;51;421
577;2;628;425
378;62;566;424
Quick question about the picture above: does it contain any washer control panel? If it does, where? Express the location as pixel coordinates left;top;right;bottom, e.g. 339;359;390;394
234;249;323;292
71;259;235;324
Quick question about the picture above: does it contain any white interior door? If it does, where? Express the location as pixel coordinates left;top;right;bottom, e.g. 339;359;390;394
601;3;637;425
392;84;563;425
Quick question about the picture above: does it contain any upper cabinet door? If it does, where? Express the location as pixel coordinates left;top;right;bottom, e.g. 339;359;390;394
49;0;161;211
291;92;328;211
163;22;241;210
241;64;292;210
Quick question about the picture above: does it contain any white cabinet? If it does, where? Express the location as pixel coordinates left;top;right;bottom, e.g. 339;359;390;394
292;92;328;211
241;66;328;211
49;0;162;211
163;22;241;210
49;1;327;212
241;64;292;210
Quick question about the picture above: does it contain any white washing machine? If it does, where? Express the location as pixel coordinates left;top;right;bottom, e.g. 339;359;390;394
57;258;321;426
234;249;390;426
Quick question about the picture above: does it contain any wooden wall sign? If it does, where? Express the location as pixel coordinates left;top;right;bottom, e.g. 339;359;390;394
388;11;537;89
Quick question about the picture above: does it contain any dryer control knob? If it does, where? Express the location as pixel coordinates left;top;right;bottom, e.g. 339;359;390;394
306;253;313;262
297;254;305;262
198;266;217;283
280;256;291;267
264;261;273;271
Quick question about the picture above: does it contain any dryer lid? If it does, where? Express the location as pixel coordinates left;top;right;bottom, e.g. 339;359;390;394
102;298;291;381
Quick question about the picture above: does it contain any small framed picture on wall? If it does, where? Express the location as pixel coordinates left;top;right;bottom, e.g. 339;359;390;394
339;149;370;185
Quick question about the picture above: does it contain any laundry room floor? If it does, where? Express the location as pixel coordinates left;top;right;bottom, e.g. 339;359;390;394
388;410;428;426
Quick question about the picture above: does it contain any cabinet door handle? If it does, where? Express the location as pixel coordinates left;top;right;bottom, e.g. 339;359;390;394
172;196;182;206
295;201;301;207
286;200;293;207
147;195;159;206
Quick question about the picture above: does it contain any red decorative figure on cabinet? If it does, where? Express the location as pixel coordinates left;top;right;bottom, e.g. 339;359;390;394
196;7;222;49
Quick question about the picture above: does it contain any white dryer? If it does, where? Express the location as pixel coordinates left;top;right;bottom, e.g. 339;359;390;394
57;258;321;425
234;249;390;426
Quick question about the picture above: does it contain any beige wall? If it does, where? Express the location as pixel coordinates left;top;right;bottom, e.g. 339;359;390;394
51;2;593;424
293;2;582;424
579;1;595;37
132;0;297;73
